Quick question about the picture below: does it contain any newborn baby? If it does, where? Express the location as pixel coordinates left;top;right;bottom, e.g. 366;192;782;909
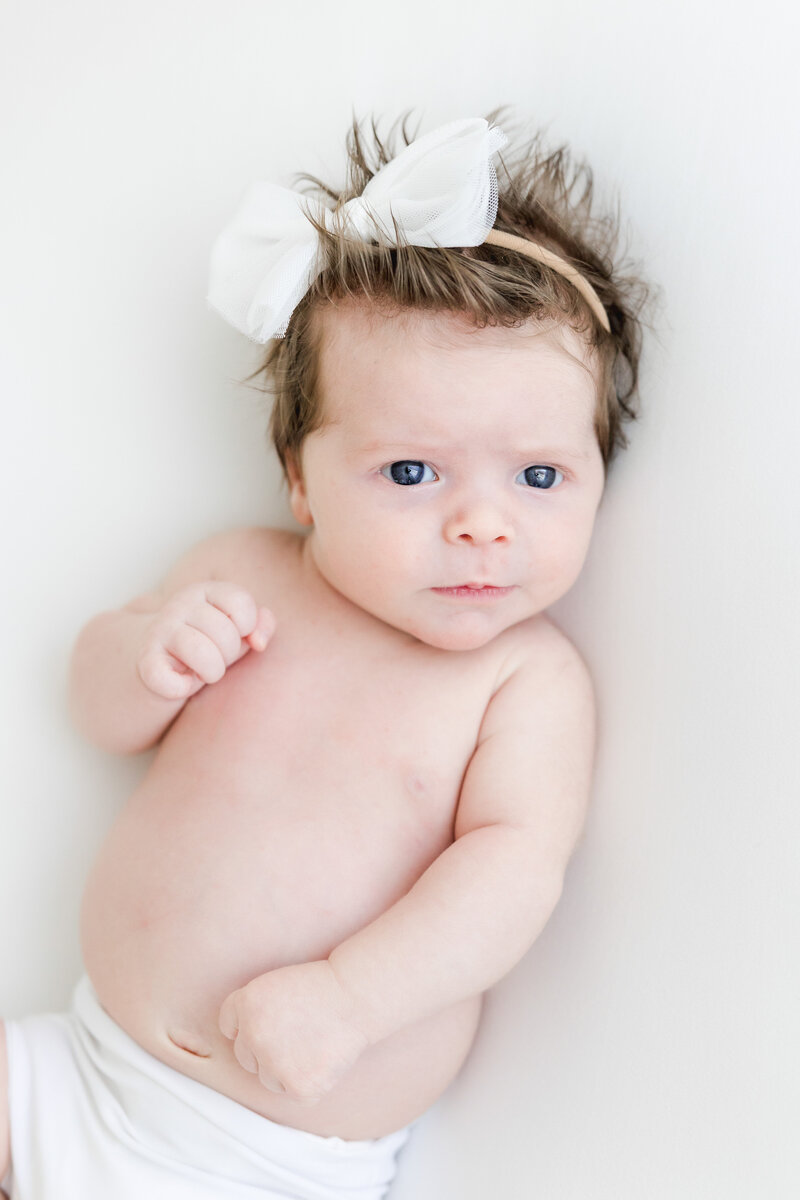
0;117;645;1200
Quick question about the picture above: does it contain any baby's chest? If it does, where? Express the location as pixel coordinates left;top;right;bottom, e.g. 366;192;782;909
141;628;504;942
175;630;490;826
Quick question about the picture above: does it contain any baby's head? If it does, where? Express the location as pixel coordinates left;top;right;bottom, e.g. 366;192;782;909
210;116;648;650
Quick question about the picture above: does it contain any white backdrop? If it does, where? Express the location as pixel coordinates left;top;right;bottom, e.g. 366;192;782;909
1;1;798;1196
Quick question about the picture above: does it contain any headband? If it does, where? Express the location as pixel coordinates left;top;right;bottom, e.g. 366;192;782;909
207;118;611;341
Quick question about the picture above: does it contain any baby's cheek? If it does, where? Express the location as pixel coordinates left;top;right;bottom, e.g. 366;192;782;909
526;527;582;591
316;533;398;613
552;520;597;587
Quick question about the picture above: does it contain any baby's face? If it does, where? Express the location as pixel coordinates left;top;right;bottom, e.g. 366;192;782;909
289;302;606;651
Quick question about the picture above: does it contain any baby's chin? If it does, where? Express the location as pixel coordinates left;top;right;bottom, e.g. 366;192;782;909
403;611;525;653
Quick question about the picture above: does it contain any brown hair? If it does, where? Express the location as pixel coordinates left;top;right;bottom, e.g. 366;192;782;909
252;113;651;475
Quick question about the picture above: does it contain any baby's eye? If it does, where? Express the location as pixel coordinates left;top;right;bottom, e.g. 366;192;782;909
380;461;438;486
516;465;564;490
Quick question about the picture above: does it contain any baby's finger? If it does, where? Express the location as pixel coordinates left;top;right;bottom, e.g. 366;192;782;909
258;1069;287;1095
202;582;259;639
219;996;257;1073
218;993;239;1041
245;607;276;652
232;1036;259;1075
292;1096;322;1107
183;602;248;665
165;625;227;684
137;647;199;700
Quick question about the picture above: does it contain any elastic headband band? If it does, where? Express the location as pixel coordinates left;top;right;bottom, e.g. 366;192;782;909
484;230;611;332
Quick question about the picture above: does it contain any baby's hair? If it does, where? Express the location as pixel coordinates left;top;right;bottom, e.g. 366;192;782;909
252;112;651;475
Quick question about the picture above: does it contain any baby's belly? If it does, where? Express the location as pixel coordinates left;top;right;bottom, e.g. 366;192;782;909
80;743;482;1138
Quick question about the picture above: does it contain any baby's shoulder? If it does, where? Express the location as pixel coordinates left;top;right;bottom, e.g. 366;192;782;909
159;525;303;595
488;613;595;710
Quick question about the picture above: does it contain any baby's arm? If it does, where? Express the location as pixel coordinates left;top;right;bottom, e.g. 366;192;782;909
219;624;594;1102
327;626;595;1042
69;529;274;755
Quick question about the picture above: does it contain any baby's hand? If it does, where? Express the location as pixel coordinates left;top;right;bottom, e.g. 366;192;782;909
219;961;369;1105
136;581;275;700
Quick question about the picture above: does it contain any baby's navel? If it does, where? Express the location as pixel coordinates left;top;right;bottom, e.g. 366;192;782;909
167;1028;212;1058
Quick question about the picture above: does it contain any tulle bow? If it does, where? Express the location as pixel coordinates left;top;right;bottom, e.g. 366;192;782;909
207;118;508;343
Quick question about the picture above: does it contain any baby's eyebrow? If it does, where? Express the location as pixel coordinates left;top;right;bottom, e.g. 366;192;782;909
353;440;595;464
352;438;434;455
525;446;594;463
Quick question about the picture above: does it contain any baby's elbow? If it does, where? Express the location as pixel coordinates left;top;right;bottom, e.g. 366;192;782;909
536;865;566;915
507;831;568;913
68;699;160;758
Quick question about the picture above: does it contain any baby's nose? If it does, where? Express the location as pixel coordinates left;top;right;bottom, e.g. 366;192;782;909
443;501;513;546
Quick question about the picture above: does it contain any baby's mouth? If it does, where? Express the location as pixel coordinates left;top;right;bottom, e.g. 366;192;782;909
431;583;515;600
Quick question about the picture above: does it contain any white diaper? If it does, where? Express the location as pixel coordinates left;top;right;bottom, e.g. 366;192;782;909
3;977;412;1200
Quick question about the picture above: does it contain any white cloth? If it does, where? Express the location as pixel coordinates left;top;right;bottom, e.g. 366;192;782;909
3;977;412;1199
207;117;508;343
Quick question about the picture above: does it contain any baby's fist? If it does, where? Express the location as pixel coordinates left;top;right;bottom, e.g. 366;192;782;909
219;962;369;1105
137;581;275;700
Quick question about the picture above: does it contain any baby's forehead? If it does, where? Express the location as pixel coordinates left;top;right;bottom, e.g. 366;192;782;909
314;300;600;433
311;297;599;451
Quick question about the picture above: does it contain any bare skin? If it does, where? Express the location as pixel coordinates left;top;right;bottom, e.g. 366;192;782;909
1;305;602;1156
82;529;507;1137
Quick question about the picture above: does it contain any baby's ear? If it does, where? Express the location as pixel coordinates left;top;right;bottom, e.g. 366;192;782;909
286;454;313;526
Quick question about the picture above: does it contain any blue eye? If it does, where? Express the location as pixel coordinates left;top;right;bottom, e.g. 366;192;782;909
381;460;437;486
516;465;563;490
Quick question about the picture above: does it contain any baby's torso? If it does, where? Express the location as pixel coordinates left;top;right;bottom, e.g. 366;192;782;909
81;530;519;1138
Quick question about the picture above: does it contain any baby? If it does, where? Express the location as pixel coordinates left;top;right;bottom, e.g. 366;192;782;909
0;117;645;1199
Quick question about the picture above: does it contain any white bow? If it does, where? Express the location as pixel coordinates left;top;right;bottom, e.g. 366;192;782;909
207;118;508;343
